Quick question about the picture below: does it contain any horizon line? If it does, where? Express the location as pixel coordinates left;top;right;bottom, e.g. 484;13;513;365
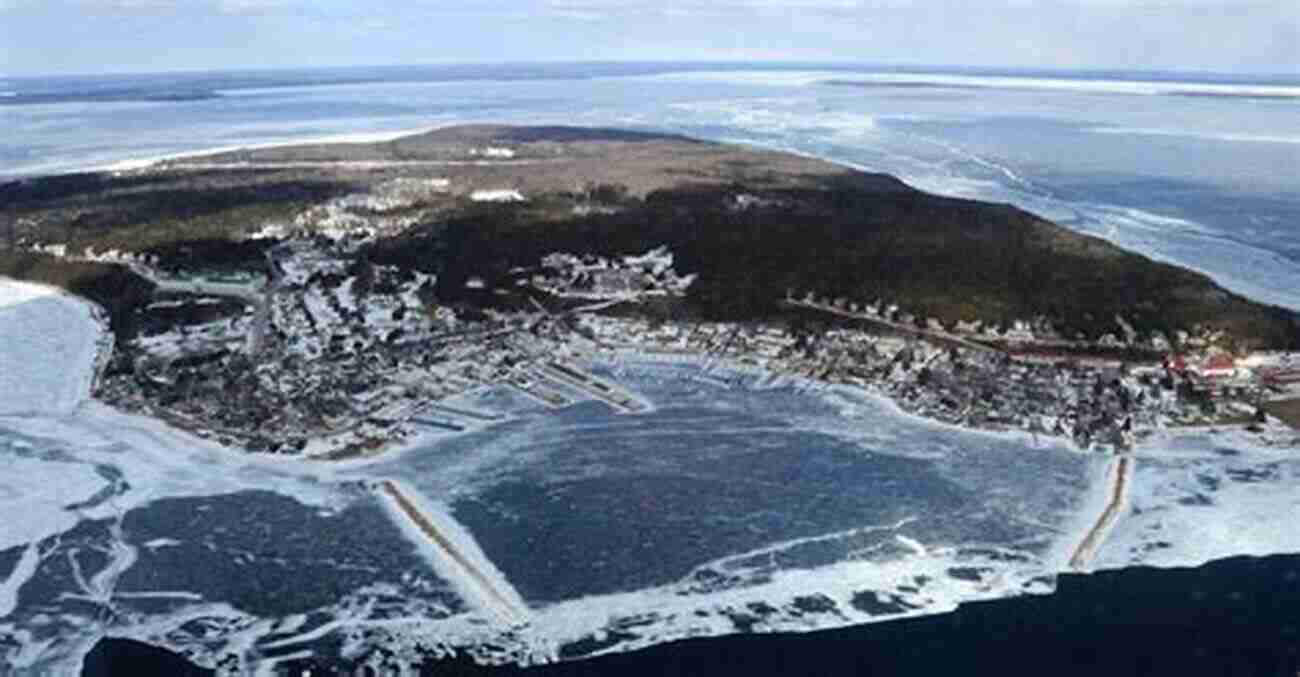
5;59;1299;83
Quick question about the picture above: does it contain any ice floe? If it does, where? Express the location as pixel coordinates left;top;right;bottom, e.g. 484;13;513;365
0;280;102;416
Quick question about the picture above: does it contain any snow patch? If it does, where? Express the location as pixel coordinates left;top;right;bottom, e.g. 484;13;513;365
470;189;525;203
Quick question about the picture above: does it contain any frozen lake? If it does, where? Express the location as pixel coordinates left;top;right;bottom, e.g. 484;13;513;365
1;279;1295;674
365;361;1094;607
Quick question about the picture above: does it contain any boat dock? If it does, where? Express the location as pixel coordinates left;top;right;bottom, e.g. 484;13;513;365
537;360;648;413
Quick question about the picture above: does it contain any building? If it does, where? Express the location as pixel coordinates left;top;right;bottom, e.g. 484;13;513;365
1194;353;1239;381
1261;366;1300;388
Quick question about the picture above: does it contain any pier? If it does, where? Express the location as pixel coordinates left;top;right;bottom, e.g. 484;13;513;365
1069;455;1133;571
536;360;648;413
378;481;529;627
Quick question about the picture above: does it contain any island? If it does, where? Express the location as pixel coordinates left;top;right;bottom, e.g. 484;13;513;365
2;124;1298;460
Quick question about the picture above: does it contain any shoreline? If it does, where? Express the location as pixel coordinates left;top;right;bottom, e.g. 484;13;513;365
307;345;1093;467
9;119;1298;312
670;133;1300;314
78;125;443;176
586;347;1085;455
0;126;440;181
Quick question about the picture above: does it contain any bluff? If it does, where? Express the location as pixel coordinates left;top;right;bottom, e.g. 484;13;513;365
3;124;1296;350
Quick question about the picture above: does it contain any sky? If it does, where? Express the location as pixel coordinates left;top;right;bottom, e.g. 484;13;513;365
0;0;1297;77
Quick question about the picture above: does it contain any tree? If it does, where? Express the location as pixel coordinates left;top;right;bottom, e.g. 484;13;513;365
586;183;629;204
350;259;375;296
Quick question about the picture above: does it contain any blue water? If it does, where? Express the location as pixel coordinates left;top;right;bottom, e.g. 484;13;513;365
3;62;1297;311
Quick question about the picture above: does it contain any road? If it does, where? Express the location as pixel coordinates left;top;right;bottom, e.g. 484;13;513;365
536;361;647;412
1068;455;1133;571
784;299;999;354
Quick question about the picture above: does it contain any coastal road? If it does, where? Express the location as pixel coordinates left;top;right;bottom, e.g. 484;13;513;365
379;480;529;627
1069;455;1133;571
783;299;999;354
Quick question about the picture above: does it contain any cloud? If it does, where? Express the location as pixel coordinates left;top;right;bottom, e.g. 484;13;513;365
217;0;294;14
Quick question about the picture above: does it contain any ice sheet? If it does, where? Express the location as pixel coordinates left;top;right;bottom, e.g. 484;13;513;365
0;280;101;416
1094;430;1300;570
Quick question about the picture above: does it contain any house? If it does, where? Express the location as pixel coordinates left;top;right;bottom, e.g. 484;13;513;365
1261;367;1300;387
1194;353;1238;380
1003;321;1036;343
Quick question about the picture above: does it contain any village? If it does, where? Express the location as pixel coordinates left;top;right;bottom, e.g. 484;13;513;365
15;167;1300;459
68;229;1297;459
84;233;680;458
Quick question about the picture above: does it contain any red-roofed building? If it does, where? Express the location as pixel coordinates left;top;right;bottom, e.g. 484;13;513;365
1261;367;1300;387
1197;353;1238;380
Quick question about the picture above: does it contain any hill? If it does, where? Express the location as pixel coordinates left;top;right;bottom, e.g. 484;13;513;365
2;124;1296;350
